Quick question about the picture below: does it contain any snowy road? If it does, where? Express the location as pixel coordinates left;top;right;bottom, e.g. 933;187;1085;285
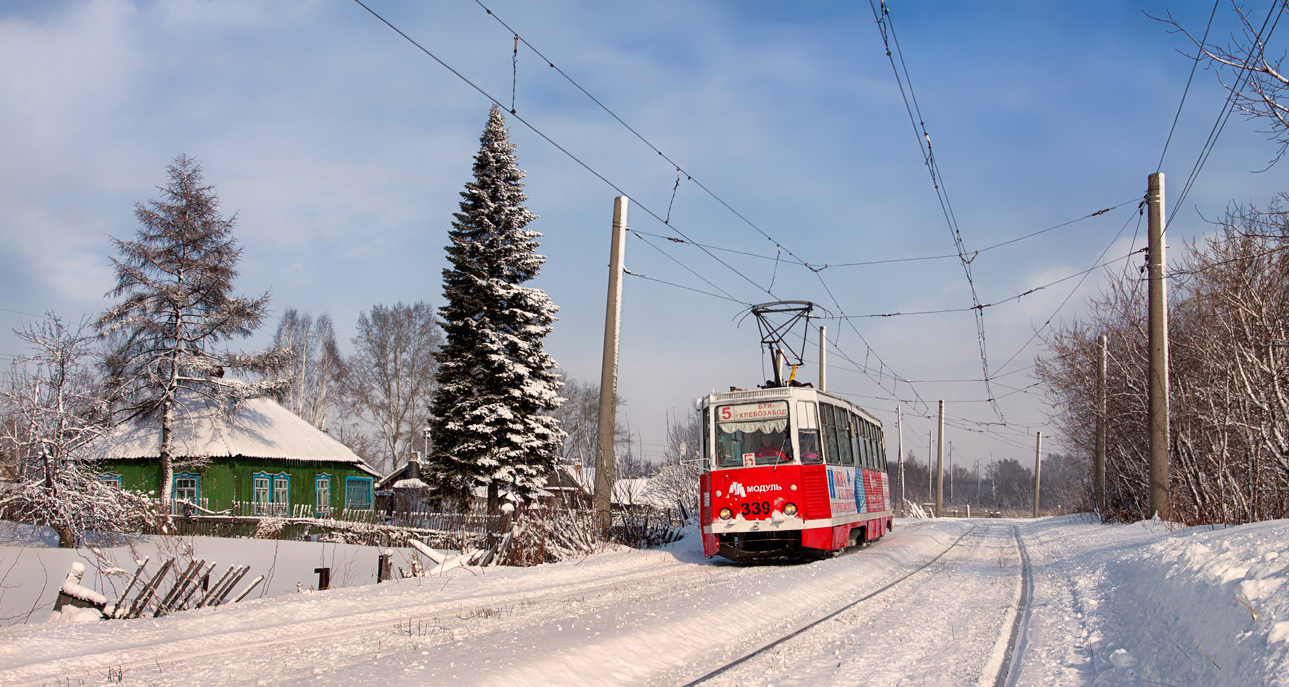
3;516;1288;686
694;524;1026;687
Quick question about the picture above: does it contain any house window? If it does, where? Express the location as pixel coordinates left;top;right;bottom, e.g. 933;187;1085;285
273;473;290;510
173;473;199;515
315;475;331;516
345;477;373;510
98;473;122;488
252;472;272;514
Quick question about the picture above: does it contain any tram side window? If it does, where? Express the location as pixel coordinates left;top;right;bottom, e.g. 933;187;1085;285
877;430;887;471
836;409;854;466
853;419;866;469
821;404;842;466
862;421;876;470
796;401;823;465
852;417;866;469
871;423;882;470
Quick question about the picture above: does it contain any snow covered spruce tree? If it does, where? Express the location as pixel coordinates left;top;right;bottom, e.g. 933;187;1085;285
429;106;564;514
98;154;284;513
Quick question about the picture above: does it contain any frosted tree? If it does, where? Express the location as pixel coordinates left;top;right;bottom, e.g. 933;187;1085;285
1161;4;1289;165
430;106;565;512
98;154;284;513
0;315;138;547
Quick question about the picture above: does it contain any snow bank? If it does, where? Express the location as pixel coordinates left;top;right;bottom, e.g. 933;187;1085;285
1106;519;1289;686
0;523;423;627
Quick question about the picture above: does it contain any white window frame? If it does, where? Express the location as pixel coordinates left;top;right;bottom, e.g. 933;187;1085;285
173;473;200;515
315;474;331;517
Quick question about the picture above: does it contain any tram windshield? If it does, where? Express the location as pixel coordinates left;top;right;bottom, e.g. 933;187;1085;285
714;401;793;467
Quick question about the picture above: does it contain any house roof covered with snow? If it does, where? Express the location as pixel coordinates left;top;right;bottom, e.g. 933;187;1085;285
86;395;377;474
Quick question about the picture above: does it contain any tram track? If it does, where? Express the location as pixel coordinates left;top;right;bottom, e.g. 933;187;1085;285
682;522;1035;687
994;524;1034;687
680;524;981;686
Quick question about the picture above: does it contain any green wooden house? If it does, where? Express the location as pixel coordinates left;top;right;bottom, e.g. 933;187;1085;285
86;395;380;516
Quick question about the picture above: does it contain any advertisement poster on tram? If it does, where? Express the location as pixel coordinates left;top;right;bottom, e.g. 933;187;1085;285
826;466;858;516
854;468;869;514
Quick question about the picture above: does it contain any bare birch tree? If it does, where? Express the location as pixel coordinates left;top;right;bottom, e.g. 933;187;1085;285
270;308;346;431
344;301;441;475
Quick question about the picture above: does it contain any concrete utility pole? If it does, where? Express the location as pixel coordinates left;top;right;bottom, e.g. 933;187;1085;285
1147;172;1170;520
595;196;628;535
948;441;954;503
1033;431;1043;518
935;400;945;517
897;405;905;511
927;431;932;505
818;325;827;391
1095;333;1108;513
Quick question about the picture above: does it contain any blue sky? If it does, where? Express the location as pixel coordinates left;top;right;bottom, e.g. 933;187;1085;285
1;0;1284;467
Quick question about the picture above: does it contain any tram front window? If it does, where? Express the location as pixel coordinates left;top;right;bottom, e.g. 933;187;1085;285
715;401;792;467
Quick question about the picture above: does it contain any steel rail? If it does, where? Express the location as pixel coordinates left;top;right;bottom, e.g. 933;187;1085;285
996;524;1034;687
681;524;980;686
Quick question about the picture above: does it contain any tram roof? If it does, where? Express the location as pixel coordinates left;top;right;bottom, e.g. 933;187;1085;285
701;386;882;426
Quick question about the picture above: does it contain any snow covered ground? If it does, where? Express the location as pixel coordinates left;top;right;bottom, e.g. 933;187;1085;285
1;516;1286;686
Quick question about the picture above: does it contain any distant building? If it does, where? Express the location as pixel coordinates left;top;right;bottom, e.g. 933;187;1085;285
375;452;432;513
85;395;380;516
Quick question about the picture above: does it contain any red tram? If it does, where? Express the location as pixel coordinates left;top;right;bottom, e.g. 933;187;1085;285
699;386;893;561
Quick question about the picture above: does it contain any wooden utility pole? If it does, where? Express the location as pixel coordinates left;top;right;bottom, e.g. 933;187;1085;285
818;325;826;391
595;196;628;535
935;400;945;517
1147;172;1170;520
1033;431;1043;518
1095;333;1107;513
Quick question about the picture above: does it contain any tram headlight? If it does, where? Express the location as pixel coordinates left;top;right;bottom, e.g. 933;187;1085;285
783;503;798;517
719;507;733;520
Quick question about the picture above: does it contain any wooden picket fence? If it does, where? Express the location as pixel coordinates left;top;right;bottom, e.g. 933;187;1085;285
154;501;503;549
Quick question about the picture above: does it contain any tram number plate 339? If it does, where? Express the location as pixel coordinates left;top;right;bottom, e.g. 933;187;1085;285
741;501;773;516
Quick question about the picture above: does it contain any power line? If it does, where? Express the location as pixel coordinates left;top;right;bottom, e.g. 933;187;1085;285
628;198;1137;270
1157;0;1223;173
622;271;744;304
994;201;1142;376
627;228;809;266
468;0;939;412
819;246;1145;321
624;232;750;305
0;307;47;319
1170;1;1285;217
362;0;1112;435
469;0;819;271
351;0;781;304
869;0;1001;422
